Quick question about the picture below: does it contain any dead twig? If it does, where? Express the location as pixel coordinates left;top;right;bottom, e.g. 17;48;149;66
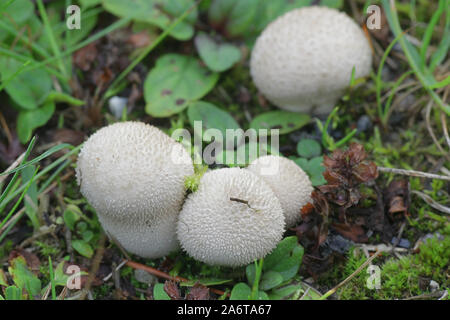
319;250;381;300
411;190;450;215
378;166;450;181
0;152;26;184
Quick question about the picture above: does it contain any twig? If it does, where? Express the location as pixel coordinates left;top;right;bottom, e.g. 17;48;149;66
425;100;450;162
318;250;381;300
378;166;450;181
405;290;447;300
125;260;228;297
102;259;128;282
411;190;450;215
0;171;74;237
0;152;25;184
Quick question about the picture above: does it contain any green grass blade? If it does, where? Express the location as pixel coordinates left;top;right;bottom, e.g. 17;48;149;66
0;166;38;230
48;256;56;300
0;143;73;176
0;137;36;206
36;0;68;78
0;60;31;92
419;0;445;67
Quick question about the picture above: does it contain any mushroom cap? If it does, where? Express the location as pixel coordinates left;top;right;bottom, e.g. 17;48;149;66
247;155;313;227
250;6;372;115
76;121;194;258
177;167;285;266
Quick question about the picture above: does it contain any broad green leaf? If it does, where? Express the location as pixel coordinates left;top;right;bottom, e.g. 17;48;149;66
253;0;312;34
307;156;326;186
17;101;55;143
0;56;52;110
153;283;171;300
8;255;41;298
319;0;344;8
63;204;82;231
195;32;241;72
268;284;302;300
250;111;310;135
187;101;241;143
215;141;272;167
245;264;256;286
264;236;304;281
208;0;259;38
5;286;22;300
264;236;298;271
144;54;219;117
259;271;283;291
72;239;94;258
297;139;322;159
0;0;34;24
102;0;197;40
82;230;94;242
230;282;251;300
257;291;270;300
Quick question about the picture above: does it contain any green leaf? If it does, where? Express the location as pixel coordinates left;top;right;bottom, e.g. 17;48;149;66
230;282;251;300
63;204;82;231
195;32;241;72
82;230;94;242
0;0;34;25
259;271;283;291
102;0;197;40
153;283;171;300
308;156;326;186
297;139;322;159
268;284;302;300
17;101;55;143
249;111;310;135
0;56;52;110
5;286;23;300
264;236;297;271
208;0;259;38
72;239;94;258
80;0;102;9
8;255;41;298
144;54;219;117
215;141;273;167
253;0;312;35
187;101;241;143
246;264;256;286
263;236;304;281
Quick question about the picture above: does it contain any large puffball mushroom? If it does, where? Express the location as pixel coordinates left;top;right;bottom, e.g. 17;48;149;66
76;121;194;258
247;155;313;228
177;167;285;267
250;6;372;115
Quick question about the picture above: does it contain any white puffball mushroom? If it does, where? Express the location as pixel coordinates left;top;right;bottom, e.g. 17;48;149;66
247;155;313;228
76;121;194;258
250;6;372;115
177;168;285;267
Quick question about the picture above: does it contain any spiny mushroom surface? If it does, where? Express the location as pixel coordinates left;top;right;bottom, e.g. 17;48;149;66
76;121;194;258
250;6;372;115
247;155;313;228
177;167;285;267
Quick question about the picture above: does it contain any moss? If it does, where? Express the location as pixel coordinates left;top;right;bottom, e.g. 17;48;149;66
334;234;450;299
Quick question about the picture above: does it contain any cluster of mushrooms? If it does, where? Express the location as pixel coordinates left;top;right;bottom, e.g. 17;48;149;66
76;7;371;267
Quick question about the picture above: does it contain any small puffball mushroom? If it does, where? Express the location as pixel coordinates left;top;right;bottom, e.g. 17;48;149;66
250;6;372;115
177;168;285;267
76;121;194;258
247;155;313;228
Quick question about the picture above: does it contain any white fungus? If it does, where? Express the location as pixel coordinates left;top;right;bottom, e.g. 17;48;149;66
250;6;372;115
177;167;285;267
247;155;313;228
76;121;194;258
